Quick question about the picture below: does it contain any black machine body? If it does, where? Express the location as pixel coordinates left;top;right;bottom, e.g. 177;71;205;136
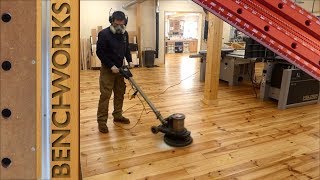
151;113;193;147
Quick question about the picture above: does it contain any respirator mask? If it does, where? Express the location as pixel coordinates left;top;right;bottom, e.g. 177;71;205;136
110;24;126;34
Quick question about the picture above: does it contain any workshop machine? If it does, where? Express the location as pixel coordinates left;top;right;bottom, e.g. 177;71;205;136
243;38;320;109
119;67;193;147
192;0;320;81
260;61;320;109
190;49;254;86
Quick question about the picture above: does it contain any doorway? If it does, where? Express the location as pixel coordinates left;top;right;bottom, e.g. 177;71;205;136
164;12;203;62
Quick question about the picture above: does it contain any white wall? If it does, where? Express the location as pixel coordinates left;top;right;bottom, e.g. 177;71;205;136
222;22;231;43
298;0;320;15
80;0;156;53
197;14;204;51
80;0;318;65
140;0;156;50
166;14;201;38
80;1;137;38
80;0;209;64
159;1;205;63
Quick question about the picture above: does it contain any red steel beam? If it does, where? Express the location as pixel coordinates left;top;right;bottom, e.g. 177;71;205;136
193;0;320;80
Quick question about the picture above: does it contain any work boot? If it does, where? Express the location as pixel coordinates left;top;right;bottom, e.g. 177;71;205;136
98;123;109;133
113;116;130;124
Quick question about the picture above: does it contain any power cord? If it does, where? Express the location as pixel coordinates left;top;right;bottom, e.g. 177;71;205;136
152;71;199;98
247;60;262;98
113;81;147;131
113;94;147;130
139;71;199;114
114;71;199;131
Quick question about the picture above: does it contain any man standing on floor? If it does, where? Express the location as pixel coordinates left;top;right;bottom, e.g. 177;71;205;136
96;11;134;133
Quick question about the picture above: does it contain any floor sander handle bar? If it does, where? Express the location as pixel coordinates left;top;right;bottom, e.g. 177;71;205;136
128;77;166;124
119;67;166;124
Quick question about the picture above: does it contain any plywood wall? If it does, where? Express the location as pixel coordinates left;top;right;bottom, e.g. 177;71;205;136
0;0;40;179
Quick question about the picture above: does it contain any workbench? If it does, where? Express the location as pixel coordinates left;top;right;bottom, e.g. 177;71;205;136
190;49;255;86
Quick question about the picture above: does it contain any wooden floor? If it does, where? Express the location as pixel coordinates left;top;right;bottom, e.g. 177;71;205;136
80;54;320;180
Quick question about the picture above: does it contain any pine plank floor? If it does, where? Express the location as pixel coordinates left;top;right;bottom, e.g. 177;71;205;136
80;54;320;179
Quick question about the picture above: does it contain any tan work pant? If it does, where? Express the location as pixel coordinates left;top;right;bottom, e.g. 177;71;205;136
97;64;126;124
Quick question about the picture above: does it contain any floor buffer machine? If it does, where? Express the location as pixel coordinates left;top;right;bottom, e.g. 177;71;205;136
119;66;193;147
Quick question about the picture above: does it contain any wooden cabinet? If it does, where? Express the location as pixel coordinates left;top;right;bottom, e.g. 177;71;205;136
166;42;175;53
188;41;198;53
165;40;198;53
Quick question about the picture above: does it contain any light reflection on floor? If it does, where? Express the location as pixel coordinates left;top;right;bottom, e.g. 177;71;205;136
182;55;198;89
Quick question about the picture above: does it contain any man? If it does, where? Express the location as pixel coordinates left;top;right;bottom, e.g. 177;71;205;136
96;11;134;133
